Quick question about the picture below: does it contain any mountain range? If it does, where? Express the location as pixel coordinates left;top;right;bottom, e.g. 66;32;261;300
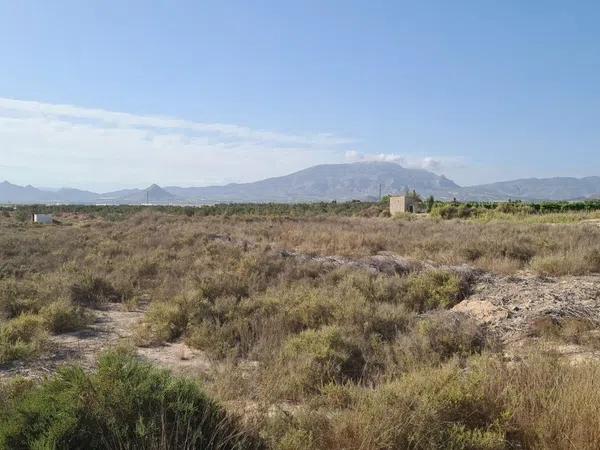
1;162;599;204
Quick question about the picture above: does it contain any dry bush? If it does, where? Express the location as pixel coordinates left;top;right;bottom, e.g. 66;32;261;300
70;275;121;307
265;357;508;450
264;355;600;450
0;279;42;319
39;299;92;334
531;247;600;276
529;316;600;348
384;311;491;374
263;326;365;402
135;297;194;346
507;355;600;449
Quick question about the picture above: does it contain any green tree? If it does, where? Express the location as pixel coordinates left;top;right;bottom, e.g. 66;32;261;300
426;195;435;212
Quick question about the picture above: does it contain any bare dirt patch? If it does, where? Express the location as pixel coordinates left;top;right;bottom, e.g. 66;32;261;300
138;342;212;377
0;302;212;380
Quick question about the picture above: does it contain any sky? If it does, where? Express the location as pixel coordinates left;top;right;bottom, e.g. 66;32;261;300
0;1;598;191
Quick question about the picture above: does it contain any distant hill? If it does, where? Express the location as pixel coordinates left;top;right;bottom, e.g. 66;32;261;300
52;188;100;203
0;181;54;203
115;184;176;204
1;162;599;204
458;177;600;201
166;162;460;202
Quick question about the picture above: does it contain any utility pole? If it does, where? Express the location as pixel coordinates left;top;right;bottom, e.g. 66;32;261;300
379;183;382;201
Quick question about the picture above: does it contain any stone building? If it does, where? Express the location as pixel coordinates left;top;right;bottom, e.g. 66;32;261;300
389;195;424;215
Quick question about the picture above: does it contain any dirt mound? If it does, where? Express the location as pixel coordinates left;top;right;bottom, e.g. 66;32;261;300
280;250;478;277
452;272;600;343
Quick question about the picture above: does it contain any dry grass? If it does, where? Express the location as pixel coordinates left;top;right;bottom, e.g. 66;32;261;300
2;211;600;281
264;354;600;450
2;210;600;448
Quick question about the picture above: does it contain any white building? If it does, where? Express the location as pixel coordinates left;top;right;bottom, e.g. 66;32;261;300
33;214;53;224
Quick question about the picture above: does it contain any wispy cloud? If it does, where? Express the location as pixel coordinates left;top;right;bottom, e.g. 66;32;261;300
0;98;353;190
0;98;352;147
344;150;465;173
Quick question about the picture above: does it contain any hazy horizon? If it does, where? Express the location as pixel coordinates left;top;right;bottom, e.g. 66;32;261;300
2;158;600;194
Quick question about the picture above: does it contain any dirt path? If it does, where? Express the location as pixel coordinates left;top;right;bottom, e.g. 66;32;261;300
0;303;212;380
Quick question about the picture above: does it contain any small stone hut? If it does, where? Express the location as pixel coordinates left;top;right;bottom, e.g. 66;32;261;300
389;195;424;215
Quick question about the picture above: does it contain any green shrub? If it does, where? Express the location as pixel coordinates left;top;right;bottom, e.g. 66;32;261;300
363;302;413;341
265;409;331;450
341;272;408;304
0;314;47;363
401;270;468;312
345;358;508;449
40;299;92;334
0;378;34;420
135;299;191;345
187;285;340;359
0;350;263;449
70;275;120;307
266;326;365;401
261;285;337;332
495;202;536;215
431;204;476;220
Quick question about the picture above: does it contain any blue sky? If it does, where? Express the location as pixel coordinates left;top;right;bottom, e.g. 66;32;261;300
0;1;598;191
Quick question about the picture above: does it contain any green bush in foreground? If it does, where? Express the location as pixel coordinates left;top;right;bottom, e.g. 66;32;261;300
0;350;263;450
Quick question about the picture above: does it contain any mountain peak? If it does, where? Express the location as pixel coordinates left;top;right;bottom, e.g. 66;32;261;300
1;163;599;203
